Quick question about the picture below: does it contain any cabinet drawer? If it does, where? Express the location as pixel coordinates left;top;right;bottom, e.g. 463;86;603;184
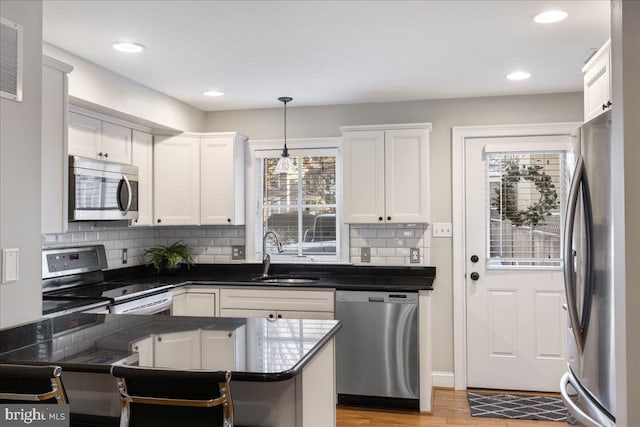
220;288;334;313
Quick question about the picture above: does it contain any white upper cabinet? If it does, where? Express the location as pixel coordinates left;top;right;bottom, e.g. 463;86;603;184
154;132;246;226
68;111;132;164
131;130;153;226
41;55;73;234
341;124;431;224
200;133;246;225
583;39;611;122
154;135;200;225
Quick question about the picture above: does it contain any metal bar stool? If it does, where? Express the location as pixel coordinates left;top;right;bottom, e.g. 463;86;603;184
0;364;68;404
111;365;233;427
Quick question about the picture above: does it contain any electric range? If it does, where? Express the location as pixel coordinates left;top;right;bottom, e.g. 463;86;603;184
42;245;173;317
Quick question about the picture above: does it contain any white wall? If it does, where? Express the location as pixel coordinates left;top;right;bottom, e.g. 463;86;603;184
611;1;640;425
204;92;584;374
42;43;205;134
0;0;43;328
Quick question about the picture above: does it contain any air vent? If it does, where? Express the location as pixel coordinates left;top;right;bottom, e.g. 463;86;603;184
0;17;23;102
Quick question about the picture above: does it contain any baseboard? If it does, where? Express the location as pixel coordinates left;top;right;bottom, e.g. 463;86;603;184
432;371;455;388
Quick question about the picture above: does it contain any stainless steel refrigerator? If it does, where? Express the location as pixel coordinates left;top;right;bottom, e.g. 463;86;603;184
561;110;616;427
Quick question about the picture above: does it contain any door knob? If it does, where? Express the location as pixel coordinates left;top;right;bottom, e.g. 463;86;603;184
470;272;480;281
470;255;479;263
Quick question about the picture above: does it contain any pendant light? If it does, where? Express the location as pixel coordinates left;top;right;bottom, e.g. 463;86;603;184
274;96;298;174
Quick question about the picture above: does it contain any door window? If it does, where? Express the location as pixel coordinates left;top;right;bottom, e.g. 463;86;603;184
486;151;573;268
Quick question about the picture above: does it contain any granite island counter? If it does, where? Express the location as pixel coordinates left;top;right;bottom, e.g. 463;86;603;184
0;313;341;426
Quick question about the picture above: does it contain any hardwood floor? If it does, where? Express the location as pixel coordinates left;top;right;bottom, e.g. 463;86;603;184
336;389;572;427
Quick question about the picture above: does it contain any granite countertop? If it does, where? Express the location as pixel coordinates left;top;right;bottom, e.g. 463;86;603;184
0;313;341;382
104;263;436;292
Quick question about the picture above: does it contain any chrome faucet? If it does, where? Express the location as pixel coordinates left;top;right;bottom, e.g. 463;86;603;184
262;230;284;277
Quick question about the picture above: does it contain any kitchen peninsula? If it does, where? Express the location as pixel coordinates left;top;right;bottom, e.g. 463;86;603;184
0;313;341;427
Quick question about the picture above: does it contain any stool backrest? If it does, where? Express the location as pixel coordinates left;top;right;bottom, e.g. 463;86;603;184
111;366;233;427
0;364;68;404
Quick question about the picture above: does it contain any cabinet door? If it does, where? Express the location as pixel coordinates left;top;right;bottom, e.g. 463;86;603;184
201;136;235;225
342;131;386;223
131;335;154;367
130;130;153;226
42;63;69;234
201;330;236;370
172;292;186;315
154;330;201;370
154;135;200;225
185;293;217;317
220;288;334;313
384;129;429;223
101;121;132;164
584;43;611;121
68;112;101;159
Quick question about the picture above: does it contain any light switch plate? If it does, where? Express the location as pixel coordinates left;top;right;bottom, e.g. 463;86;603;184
432;223;453;237
232;246;245;260
2;248;19;283
360;247;371;263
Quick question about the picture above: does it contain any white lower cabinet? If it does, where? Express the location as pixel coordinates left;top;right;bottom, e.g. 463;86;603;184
172;287;219;317
153;330;201;370
219;288;335;319
131;328;237;370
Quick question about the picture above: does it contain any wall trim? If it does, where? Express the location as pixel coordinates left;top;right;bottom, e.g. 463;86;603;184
451;122;581;390
432;371;455;388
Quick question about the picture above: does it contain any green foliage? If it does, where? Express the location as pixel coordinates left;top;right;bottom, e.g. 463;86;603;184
144;241;194;272
492;158;559;228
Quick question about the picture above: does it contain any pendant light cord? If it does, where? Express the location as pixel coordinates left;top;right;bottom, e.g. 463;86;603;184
283;100;287;152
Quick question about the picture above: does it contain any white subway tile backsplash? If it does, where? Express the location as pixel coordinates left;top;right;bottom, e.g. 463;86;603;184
350;224;430;266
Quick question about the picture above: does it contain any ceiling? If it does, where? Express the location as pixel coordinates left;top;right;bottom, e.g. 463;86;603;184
42;0;610;112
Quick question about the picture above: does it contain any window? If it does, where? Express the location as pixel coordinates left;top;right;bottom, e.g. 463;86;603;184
486;150;573;268
255;147;340;262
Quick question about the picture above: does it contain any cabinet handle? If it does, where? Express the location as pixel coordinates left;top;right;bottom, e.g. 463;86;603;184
157;218;162;223
227;218;231;223
269;314;274;319
607;100;612;107
387;216;392;221
277;314;282;319
378;216;383;221
134;219;138;223
228;332;233;337
104;153;109;158
602;103;607;110
98;152;103;157
134;346;138;351
157;337;162;342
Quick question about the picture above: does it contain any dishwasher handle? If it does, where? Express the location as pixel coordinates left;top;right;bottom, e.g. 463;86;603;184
368;296;385;302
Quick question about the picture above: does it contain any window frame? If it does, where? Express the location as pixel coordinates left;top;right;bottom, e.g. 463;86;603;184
246;137;347;264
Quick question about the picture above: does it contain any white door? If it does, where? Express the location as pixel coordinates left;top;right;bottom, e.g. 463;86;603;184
465;136;571;392
201;136;234;224
384;128;429;223
153;135;200;225
101;121;131;164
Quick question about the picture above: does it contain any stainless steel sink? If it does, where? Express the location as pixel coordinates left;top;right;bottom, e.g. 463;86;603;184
251;275;319;284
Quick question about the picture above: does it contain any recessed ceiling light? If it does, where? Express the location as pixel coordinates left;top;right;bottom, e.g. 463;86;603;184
112;42;145;53
203;90;224;97
534;10;568;24
506;71;531;81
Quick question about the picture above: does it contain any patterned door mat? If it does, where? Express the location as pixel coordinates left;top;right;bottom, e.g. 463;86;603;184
467;391;569;422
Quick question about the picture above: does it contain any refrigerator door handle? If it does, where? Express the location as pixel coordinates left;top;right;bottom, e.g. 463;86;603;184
560;372;615;427
563;155;595;355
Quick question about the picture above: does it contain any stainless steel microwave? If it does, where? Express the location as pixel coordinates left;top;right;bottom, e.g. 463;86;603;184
69;156;139;221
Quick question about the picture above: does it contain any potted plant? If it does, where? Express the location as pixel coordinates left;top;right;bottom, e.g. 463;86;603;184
144;240;195;273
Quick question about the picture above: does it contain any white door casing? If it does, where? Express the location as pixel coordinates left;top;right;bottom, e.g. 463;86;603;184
465;136;570;392
452;123;581;391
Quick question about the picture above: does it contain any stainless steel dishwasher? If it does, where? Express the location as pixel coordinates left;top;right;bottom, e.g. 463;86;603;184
335;290;418;409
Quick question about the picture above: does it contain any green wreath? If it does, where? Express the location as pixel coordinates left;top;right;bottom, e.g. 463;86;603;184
491;158;559;228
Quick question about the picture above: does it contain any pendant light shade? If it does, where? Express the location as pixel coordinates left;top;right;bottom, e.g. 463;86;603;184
274;96;298;174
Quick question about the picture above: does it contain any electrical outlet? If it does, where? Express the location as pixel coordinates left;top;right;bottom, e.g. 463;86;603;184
360;247;371;263
232;246;245;260
122;248;128;264
410;248;420;264
432;223;453;237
